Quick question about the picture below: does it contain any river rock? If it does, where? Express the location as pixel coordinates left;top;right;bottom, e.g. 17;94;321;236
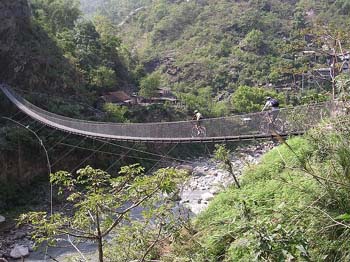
10;245;29;259
201;192;214;201
0;215;5;223
13;231;26;240
176;165;194;174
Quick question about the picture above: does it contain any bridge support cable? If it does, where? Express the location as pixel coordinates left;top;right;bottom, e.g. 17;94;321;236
94;138;193;165
51;137;87;168
47;133;71;152
105;144;137;174
2;117;54;216
145;143;179;176
7;110;22;120
56;141;177;164
69;141;107;173
39;128;59;142
34;123;49;133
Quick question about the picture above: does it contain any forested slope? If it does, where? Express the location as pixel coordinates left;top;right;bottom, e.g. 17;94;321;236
113;0;350;115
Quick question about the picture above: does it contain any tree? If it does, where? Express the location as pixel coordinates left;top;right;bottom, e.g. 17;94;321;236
20;165;187;262
214;144;240;189
139;72;161;98
231;86;284;113
30;0;81;35
74;20;101;70
91;66;117;89
241;29;266;53
103;103;128;122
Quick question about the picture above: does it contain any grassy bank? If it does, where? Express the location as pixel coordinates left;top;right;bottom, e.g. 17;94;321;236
167;118;350;261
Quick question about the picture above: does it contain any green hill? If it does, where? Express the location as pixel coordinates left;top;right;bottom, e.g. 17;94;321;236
113;0;350;115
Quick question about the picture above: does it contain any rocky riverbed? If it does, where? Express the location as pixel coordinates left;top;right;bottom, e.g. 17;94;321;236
178;141;275;214
0;141;275;261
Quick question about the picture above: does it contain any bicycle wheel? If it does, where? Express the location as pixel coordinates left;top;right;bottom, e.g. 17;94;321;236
259;121;270;134
191;126;199;137
272;118;285;133
199;126;207;137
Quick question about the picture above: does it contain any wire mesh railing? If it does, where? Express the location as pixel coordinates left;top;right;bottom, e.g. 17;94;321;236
0;84;334;142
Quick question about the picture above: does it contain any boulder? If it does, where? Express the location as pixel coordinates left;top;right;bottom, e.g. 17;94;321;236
10;245;29;259
201;192;214;201
176;165;193;174
0;215;5;223
13;231;26;240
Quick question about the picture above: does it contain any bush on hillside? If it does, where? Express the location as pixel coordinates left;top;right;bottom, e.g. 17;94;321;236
231;85;285;113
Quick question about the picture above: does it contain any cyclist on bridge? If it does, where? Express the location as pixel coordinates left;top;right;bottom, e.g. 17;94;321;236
262;96;279;123
193;110;203;135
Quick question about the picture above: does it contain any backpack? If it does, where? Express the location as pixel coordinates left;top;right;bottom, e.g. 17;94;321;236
271;99;279;107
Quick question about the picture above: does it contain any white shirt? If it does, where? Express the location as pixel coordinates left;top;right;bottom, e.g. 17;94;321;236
195;112;202;120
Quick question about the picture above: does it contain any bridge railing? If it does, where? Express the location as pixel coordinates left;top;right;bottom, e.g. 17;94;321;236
1;85;333;141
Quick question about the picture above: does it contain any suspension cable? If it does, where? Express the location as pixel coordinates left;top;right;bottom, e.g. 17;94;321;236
57;142;174;163
105;144;137;173
47;133;71;152
69;142;107;173
145;143;179;176
51;137;87;168
94;138;193;164
2;117;53;216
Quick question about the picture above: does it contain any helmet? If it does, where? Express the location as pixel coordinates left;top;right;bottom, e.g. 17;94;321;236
194;110;198;114
266;96;271;101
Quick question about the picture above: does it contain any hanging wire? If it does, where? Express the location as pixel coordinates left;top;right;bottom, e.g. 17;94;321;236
51;137;88;168
105;144;137;173
69;142;107;173
2;117;53;216
95;138;193;164
57;142;172;163
47;133;71;152
145;143;179;176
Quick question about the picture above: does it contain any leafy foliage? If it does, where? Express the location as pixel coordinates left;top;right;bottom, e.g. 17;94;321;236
20;165;188;261
170;117;350;261
139;72;161;98
231;86;285;113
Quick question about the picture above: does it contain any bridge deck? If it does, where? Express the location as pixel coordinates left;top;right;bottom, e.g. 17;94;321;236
0;85;329;143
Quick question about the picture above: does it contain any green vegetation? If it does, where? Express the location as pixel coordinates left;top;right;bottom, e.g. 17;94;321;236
94;0;350;115
20;165;187;262
167;119;350;261
139;72;161;98
231;86;285;113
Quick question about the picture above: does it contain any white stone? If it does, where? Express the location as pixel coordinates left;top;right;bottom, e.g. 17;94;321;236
10;245;29;259
201;192;214;201
0;215;5;223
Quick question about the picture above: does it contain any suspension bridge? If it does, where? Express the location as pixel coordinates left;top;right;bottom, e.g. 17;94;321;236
0;84;333;143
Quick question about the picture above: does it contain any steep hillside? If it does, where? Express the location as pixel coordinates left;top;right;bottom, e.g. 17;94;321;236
0;0;79;94
80;0;152;24
115;0;350;115
0;0;143;205
167;121;350;261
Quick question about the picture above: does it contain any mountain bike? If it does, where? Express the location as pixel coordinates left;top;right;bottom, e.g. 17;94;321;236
191;122;207;137
259;111;287;134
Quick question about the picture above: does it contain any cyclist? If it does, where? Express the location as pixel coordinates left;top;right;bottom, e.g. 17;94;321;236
262;96;279;123
193;110;203;135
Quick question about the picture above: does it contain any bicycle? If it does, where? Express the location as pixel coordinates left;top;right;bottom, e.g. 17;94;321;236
259;111;287;134
191;122;207;137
